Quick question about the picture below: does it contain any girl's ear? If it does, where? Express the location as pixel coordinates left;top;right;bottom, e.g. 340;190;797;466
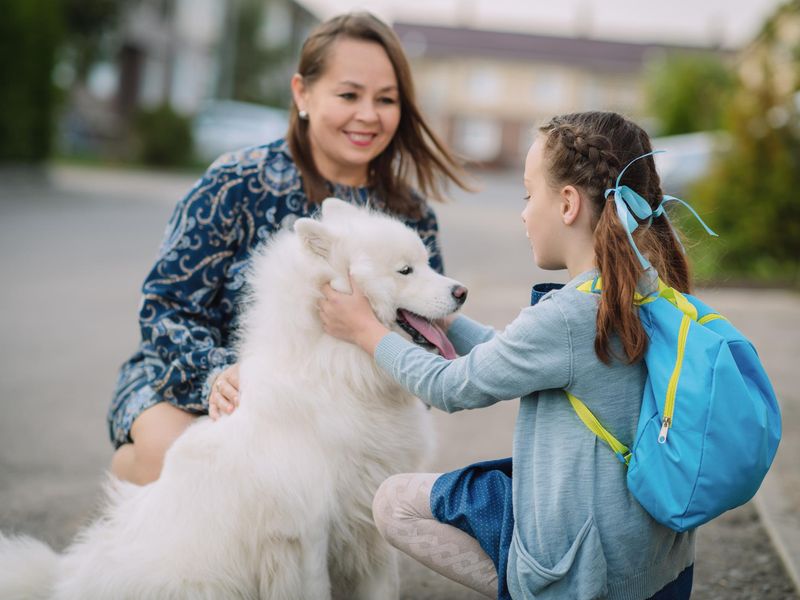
560;185;583;226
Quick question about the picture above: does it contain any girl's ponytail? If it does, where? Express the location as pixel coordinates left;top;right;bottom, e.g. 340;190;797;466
540;112;692;365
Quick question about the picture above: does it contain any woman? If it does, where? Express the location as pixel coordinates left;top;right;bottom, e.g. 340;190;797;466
109;11;468;485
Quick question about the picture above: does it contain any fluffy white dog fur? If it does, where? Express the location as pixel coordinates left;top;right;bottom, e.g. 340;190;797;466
0;198;466;599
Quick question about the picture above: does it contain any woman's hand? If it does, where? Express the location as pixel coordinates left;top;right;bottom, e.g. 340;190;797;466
209;363;240;420
319;277;390;354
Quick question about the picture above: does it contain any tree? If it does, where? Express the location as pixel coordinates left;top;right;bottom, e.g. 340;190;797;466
228;0;294;108
0;1;62;162
62;0;128;82
0;0;128;163
645;53;736;136
691;0;800;284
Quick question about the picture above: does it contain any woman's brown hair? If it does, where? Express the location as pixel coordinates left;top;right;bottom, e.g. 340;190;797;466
539;111;692;364
287;12;469;219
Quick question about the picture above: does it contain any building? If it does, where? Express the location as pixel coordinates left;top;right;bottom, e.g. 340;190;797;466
393;22;729;166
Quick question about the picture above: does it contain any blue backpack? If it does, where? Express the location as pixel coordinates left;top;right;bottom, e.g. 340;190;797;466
567;150;782;532
568;277;781;532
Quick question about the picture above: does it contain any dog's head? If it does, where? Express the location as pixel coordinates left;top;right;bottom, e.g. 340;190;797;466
294;198;467;358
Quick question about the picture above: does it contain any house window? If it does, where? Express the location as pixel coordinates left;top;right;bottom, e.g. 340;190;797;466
532;71;568;108
467;68;501;105
453;116;502;163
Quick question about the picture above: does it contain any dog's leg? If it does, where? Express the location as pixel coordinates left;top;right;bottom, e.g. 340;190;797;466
351;542;399;600
258;531;331;600
300;529;332;600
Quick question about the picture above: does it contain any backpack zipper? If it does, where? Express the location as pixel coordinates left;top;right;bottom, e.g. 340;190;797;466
661;314;692;443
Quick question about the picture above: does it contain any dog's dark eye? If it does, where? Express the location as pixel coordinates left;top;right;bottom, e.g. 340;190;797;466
397;266;413;275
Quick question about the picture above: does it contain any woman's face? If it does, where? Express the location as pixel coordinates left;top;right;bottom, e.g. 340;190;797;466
521;138;566;270
292;37;401;186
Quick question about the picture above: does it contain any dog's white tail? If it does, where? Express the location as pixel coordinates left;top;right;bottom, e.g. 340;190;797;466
0;532;59;600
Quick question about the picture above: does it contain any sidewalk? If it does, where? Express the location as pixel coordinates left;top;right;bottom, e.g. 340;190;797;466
699;288;800;593
0;164;797;599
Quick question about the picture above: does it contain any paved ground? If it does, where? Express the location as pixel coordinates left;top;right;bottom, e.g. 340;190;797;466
0;164;797;598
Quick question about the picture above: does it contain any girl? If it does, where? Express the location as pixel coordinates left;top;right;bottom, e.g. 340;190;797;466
108;11;468;485
319;111;695;599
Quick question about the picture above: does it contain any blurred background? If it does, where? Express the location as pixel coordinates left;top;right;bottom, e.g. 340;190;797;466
1;0;798;282
1;1;799;598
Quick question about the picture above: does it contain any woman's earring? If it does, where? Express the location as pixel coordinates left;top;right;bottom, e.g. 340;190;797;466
298;109;309;120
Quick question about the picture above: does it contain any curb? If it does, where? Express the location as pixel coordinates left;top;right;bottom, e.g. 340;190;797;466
753;474;800;595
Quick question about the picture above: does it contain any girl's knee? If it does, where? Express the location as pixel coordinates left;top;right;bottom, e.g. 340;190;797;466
372;473;440;538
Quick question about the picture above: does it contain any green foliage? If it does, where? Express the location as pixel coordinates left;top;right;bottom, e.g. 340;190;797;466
62;0;129;80
0;0;128;163
0;0;62;162
689;0;800;285
230;0;293;108
645;53;736;136
134;104;194;167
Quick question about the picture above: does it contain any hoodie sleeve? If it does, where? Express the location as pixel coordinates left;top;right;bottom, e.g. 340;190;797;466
374;298;572;412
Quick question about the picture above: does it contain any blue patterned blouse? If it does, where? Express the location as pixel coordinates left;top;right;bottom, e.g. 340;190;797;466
108;138;444;447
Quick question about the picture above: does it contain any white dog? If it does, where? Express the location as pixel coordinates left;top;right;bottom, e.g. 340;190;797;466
0;198;467;600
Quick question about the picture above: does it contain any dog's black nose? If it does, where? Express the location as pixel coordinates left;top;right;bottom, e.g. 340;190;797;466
451;285;468;305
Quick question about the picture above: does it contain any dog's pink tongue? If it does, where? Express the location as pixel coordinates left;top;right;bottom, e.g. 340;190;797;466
399;310;457;359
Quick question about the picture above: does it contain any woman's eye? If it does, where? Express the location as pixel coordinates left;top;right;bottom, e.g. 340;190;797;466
339;92;357;100
379;97;398;105
397;266;413;275
523;194;531;201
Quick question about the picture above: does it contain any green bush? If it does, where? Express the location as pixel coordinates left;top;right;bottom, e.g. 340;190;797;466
134;104;194;167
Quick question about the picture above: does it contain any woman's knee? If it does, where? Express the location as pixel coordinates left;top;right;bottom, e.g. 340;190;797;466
129;402;197;480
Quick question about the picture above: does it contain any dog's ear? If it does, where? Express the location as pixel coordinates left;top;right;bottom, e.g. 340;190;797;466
321;197;359;221
294;218;333;259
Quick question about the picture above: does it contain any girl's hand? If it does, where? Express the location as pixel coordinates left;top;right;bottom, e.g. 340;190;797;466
435;313;458;333
209;363;240;420
319;276;390;354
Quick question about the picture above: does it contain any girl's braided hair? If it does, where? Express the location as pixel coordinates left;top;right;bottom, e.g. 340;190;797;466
539;111;691;364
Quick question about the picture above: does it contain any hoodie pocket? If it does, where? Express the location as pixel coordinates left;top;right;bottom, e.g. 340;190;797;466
509;515;607;600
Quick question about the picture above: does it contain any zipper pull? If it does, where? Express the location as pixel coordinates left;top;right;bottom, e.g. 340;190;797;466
658;417;672;444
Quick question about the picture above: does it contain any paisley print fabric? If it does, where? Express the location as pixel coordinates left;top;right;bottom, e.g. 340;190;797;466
108;139;444;447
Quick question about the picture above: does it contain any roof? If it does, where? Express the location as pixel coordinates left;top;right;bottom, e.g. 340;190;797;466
393;22;729;72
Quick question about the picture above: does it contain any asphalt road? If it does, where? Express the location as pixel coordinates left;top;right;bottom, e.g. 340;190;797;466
0;164;797;599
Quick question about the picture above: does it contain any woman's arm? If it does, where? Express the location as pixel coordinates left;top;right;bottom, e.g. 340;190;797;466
138;168;246;412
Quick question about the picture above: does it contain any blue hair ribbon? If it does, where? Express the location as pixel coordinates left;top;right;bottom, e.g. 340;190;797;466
604;150;718;271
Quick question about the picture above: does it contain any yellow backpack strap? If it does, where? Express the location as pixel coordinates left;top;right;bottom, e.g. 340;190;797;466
576;276;658;306
698;313;728;325
566;392;631;466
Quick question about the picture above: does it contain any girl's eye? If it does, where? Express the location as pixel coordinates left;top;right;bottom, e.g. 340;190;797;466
397;266;413;275
523;194;531;201
339;92;357;100
379;97;398;105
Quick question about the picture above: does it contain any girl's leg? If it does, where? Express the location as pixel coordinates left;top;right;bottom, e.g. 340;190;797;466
372;473;498;598
110;402;197;485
